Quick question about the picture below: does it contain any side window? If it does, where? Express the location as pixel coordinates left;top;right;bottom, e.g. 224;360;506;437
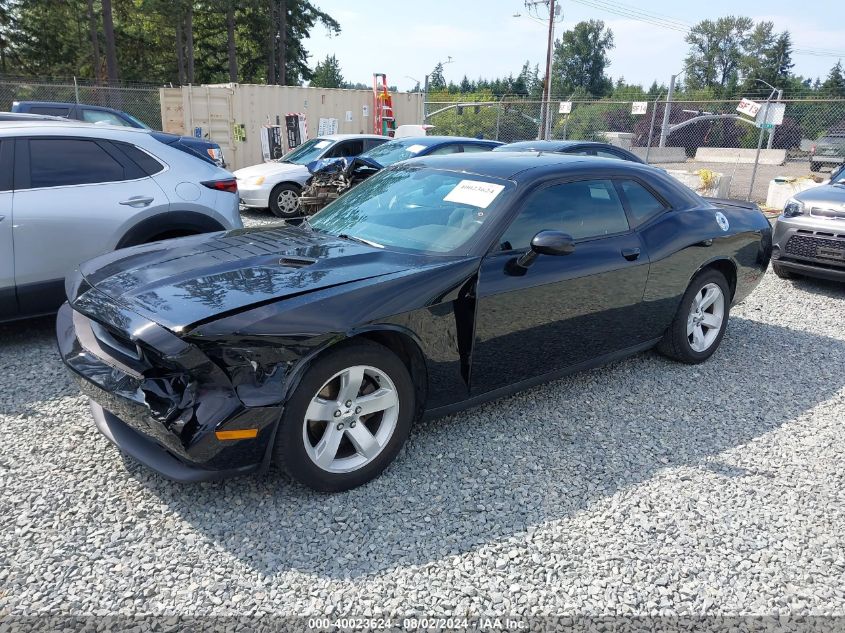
29;138;125;188
619;179;667;225
427;144;462;155
568;148;593;156
81;109;131;127
327;140;364;158
461;144;493;153
499;179;629;250
365;139;388;151
595;149;624;160
28;106;70;116
0;141;11;192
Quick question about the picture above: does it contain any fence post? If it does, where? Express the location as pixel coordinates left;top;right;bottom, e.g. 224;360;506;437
73;76;80;104
747;96;772;202
645;92;662;164
659;74;676;148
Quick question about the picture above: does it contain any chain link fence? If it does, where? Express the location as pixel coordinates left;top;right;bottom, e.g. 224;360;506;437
426;97;845;204
0;75;163;129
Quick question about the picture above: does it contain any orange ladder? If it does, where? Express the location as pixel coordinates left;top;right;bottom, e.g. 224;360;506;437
373;73;396;136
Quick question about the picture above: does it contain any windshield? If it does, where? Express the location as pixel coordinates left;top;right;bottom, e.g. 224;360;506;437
359;139;432;167
122;112;151;129
279;138;334;165
309;166;513;254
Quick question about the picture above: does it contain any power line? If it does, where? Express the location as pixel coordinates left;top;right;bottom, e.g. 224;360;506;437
568;0;845;58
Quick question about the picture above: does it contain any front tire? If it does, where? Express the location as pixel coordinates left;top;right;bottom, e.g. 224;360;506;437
269;183;302;218
657;269;730;364
772;262;795;279
274;340;414;492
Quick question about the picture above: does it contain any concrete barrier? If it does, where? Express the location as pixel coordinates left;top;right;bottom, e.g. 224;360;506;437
666;169;732;198
765;176;828;210
694;147;787;165
631;147;687;164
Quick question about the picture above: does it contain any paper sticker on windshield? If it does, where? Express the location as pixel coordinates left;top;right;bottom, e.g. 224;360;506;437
406;144;426;154
444;180;505;208
315;140;331;149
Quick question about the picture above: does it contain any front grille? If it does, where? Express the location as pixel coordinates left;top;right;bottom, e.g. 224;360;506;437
784;234;845;264
810;207;845;221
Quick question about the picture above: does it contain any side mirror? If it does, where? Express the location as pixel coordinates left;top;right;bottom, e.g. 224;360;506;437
516;230;575;268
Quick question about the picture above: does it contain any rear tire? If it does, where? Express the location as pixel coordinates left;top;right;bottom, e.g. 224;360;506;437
657;269;731;364
274;340;414;492
772;262;795;279
269;183;302;218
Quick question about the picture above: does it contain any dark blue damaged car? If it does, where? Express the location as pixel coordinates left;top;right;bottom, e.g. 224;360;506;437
57;152;772;492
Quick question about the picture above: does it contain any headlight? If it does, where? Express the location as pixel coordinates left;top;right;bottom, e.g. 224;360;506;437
783;198;805;217
252;176;266;185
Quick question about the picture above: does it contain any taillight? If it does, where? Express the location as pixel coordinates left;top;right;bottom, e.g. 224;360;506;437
201;178;237;194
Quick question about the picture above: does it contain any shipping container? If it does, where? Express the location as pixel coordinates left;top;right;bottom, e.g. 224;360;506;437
160;83;425;170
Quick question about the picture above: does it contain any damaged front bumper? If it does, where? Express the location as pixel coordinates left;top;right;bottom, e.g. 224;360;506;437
56;298;283;482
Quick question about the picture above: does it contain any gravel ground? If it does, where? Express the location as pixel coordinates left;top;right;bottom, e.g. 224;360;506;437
2;230;845;626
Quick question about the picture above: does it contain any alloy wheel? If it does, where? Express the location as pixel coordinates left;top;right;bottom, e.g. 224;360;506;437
302;365;399;474
687;282;725;353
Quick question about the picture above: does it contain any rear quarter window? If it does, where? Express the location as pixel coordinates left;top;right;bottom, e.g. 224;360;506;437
618;179;668;225
112;141;165;176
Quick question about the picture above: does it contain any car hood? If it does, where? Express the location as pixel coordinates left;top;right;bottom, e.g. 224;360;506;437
234;162;305;179
795;183;845;207
76;226;431;331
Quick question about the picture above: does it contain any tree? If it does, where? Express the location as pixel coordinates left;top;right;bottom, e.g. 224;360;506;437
226;1;237;82
267;0;340;85
101;0;118;81
684;16;753;94
741;24;793;92
551;20;614;97
822;61;845;97
428;63;446;91
310;53;343;88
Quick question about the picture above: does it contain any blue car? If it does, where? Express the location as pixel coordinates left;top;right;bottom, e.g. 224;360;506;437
11;100;226;168
300;136;502;214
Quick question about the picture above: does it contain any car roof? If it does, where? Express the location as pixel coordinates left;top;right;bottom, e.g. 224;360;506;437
387;136;500;146
319;133;389;141
406;150;657;180
0;121;150;135
496;140;611;151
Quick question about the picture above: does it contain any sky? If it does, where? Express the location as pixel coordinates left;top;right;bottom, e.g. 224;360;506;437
303;0;844;92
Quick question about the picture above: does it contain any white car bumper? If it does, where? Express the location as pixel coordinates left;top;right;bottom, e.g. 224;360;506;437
237;181;272;208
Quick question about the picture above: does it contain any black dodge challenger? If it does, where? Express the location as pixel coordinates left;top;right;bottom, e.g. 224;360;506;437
57;152;772;492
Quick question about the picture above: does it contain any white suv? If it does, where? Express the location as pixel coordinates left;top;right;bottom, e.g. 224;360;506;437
0;122;242;323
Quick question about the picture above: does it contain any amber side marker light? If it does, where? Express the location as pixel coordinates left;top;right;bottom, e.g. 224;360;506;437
215;429;259;441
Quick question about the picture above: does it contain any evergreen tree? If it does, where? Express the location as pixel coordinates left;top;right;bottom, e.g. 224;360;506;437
822;61;845;97
428;62;446;91
310;53;343;88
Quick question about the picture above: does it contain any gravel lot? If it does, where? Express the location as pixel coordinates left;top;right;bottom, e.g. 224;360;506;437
2;215;845;626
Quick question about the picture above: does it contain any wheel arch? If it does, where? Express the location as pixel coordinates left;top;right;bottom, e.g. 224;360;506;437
116;211;226;248
692;257;737;302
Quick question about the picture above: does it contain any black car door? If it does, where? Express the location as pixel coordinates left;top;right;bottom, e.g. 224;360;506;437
471;178;651;396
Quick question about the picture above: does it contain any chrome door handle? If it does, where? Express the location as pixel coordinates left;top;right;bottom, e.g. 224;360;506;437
621;247;641;261
119;196;154;207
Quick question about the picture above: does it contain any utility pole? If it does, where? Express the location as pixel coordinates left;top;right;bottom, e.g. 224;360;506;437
524;0;561;140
